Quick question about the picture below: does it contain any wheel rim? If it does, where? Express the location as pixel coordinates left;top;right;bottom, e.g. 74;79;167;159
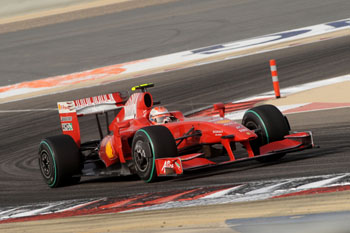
133;140;149;173
245;120;261;138
40;150;52;179
246;120;264;141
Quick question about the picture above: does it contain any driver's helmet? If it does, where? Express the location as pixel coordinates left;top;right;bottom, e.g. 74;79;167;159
149;106;172;124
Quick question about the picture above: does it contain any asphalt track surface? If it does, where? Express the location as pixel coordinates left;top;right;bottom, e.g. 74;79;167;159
1;36;349;207
1;0;350;86
0;0;350;207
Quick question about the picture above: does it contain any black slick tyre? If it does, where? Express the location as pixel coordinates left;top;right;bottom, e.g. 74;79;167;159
39;135;82;188
132;125;177;182
242;104;290;162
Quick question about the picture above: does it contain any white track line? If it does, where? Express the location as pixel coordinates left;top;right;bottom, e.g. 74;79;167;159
200;186;243;199
232;74;350;103
2;203;62;219
297;175;348;190
245;182;291;195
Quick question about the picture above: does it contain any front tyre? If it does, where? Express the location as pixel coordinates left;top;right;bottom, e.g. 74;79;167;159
39;135;82;188
242;104;290;162
132;126;177;182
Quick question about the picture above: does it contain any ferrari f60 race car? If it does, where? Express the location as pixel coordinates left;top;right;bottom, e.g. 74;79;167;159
39;83;314;187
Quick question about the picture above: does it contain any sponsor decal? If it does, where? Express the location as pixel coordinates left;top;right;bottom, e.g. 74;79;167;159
213;130;223;133
61;123;73;131
57;101;75;113
191;19;350;56
74;94;115;108
161;160;174;173
326;20;350;28
213;130;223;136
60;116;72;122
239;128;249;132
191;30;309;55
215;119;231;124
175;161;181;169
124;94;138;120
156;158;183;176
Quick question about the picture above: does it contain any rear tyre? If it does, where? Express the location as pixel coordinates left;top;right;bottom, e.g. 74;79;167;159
39;135;82;188
132;125;177;182
242;104;290;162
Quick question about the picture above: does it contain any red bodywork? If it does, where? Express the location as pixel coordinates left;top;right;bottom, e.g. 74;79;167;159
57;89;314;178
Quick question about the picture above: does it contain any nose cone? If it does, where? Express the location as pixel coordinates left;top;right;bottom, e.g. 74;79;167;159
234;129;257;141
214;119;257;141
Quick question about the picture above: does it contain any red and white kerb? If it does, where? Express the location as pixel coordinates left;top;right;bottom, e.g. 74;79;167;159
269;59;281;98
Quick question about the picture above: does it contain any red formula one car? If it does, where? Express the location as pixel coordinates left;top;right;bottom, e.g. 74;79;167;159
39;83;314;187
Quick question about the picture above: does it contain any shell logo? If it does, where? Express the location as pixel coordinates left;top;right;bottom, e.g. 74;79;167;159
58;104;66;110
216;119;231;124
57;101;75;113
106;141;114;159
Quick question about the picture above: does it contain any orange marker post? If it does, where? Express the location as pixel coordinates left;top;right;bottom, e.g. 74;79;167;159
270;59;281;98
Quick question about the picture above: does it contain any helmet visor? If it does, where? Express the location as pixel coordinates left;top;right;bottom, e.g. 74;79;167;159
154;115;171;124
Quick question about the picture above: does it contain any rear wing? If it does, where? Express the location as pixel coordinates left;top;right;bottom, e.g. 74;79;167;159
57;92;126;145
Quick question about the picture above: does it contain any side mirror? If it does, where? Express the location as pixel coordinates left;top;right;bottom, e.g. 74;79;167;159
118;121;130;129
113;120;131;137
213;103;225;118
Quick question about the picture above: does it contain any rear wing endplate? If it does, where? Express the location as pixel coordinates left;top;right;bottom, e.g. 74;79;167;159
57;92;126;145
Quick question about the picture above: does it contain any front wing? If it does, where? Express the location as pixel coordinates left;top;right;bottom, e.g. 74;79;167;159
155;131;314;176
